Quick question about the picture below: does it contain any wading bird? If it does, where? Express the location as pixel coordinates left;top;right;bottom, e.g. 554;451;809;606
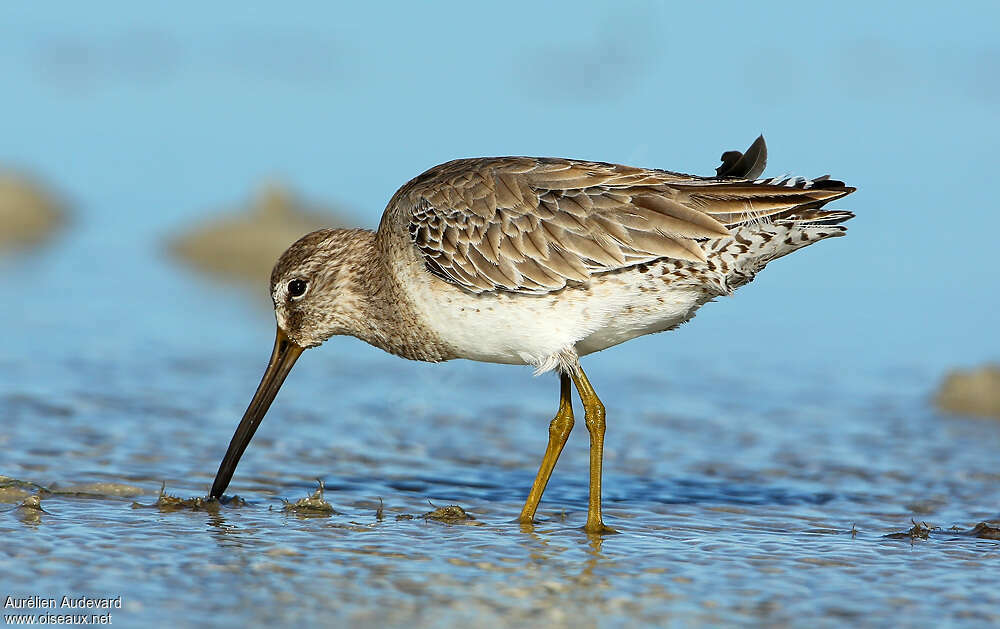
210;136;854;533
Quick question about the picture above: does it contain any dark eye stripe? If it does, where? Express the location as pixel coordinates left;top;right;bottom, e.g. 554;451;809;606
288;279;308;298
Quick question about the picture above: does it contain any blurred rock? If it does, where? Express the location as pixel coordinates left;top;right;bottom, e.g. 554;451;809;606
0;170;66;254
934;364;1000;419
168;181;355;286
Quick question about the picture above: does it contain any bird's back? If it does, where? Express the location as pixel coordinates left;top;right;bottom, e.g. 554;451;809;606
377;136;853;293
369;138;854;370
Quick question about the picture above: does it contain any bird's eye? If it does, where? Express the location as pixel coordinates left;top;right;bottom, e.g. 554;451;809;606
287;279;308;299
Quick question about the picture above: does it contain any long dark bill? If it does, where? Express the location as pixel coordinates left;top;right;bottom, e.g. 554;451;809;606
210;328;304;498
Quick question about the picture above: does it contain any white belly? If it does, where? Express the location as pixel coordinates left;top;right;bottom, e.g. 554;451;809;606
395;257;713;372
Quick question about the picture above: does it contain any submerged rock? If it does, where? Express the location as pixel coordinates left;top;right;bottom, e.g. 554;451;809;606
168;181;356;286
935;365;1000;419
131;483;222;512
18;494;45;511
280;480;338;515
0;476;47;502
49;482;147;498
15;494;47;525
966;522;1000;539
884;519;936;540
0;486;32;503
422;504;475;523
0;170;66;254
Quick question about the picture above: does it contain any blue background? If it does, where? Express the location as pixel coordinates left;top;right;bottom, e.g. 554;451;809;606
1;1;997;381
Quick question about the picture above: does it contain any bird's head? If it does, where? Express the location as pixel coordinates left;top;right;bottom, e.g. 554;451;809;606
269;228;370;349
210;228;373;499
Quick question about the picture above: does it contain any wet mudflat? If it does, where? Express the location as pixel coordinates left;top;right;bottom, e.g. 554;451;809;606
2;306;998;627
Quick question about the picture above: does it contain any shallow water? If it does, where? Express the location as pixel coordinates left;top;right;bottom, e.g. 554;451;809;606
2;259;999;627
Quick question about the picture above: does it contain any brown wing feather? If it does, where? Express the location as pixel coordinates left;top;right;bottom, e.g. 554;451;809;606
386;142;853;295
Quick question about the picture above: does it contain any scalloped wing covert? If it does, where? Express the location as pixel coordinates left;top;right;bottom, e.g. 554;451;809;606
381;140;853;295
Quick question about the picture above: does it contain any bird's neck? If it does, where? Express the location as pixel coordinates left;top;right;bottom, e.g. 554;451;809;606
344;230;454;363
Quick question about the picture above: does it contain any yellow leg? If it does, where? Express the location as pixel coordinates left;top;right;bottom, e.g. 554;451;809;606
571;366;615;534
519;373;574;524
